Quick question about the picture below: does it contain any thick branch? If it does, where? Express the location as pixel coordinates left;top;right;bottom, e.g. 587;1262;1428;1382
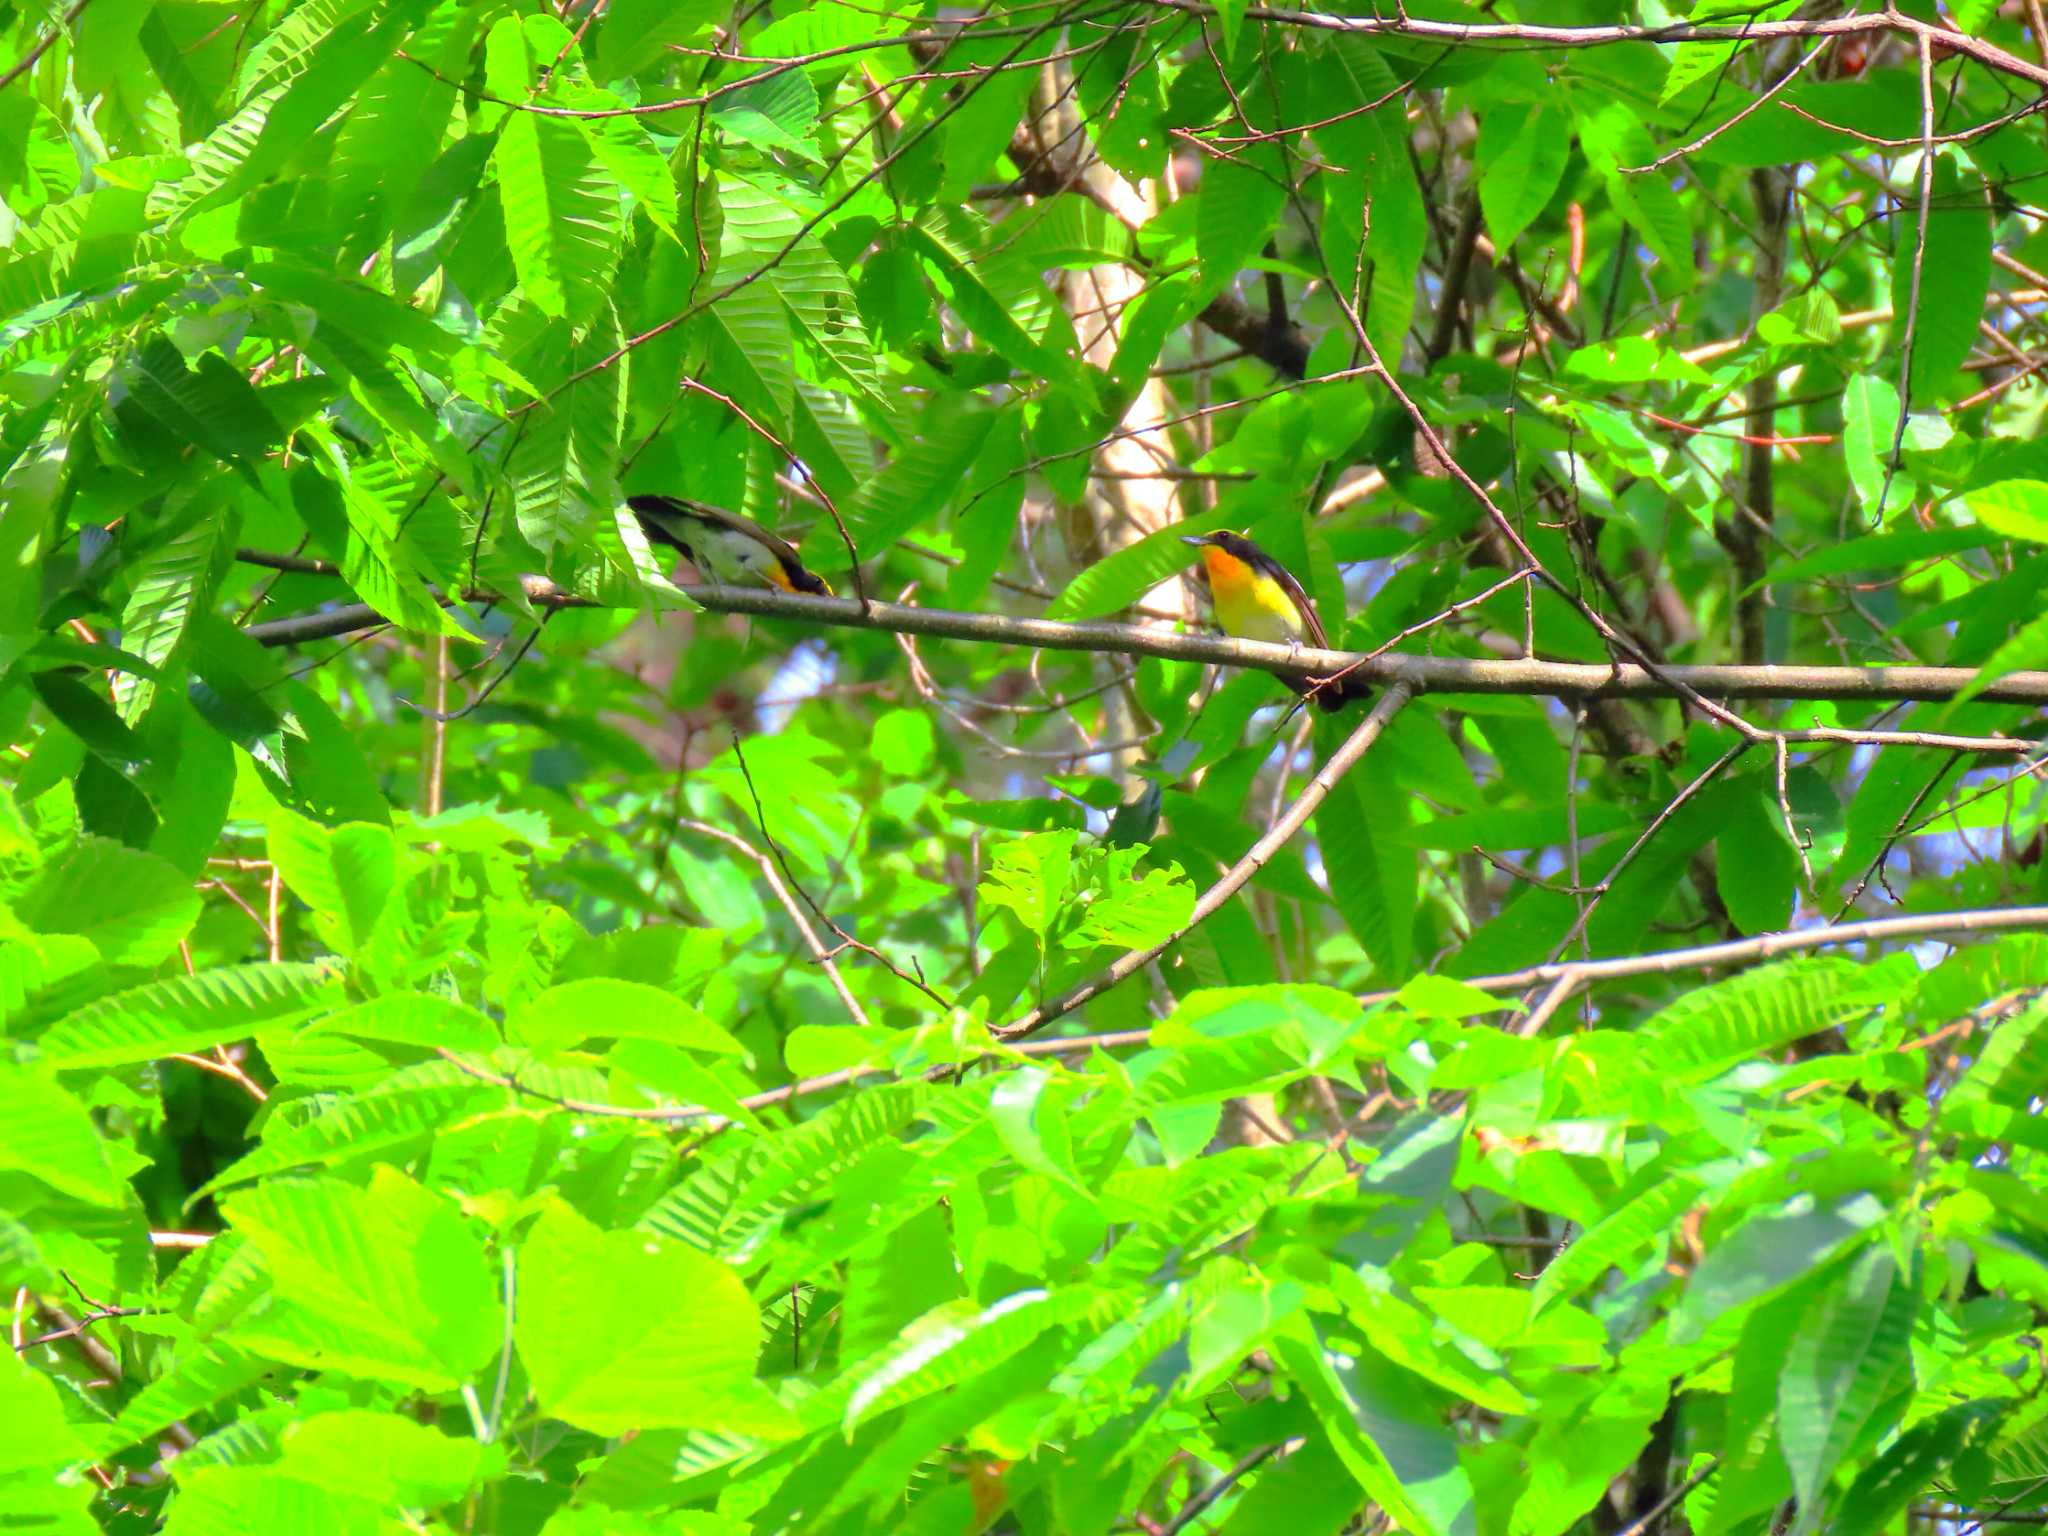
243;582;2048;717
1140;1;2048;91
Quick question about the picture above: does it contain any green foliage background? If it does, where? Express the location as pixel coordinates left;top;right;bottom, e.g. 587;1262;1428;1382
4;0;2048;1529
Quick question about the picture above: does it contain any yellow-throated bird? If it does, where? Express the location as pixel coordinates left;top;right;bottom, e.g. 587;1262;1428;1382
1182;530;1368;712
627;494;833;596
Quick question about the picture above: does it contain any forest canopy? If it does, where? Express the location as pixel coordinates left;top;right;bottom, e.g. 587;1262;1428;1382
4;0;2048;1531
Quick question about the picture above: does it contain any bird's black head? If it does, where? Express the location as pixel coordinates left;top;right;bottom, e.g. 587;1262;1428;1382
1181;530;1260;564
785;564;833;597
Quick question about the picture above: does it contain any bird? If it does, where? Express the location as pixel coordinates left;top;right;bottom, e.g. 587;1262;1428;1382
626;494;833;596
1181;530;1369;711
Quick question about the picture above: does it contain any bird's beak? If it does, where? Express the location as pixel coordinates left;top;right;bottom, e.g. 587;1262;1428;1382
1180;534;1209;547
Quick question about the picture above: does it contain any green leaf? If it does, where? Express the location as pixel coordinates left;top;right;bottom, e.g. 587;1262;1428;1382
1272;1324;1474;1536
1045;509;1229;621
1475;102;1569;251
1895;156;1992;405
39;962;341;1068
711;71;823;163
1315;740;1413;979
1833;1401;2006;1536
705;273;795;433
1671;1192;1886;1344
269;1409;496;1508
511;308;626;554
582;109;680;237
1196;145;1288;302
516;1200;778;1436
1761;524;1994;585
511;977;743;1054
223;1167;501;1392
1578;101;1694;286
845;399;1003;559
844;1288;1066;1431
596;0;722;76
1;1351;96;1486
1956;607;2048;706
201;1061;497;1190
719;178;877;401
0;1062;129;1206
17;837;201;967
1779;1245;1916;1532
494;113;623;323
1531;1171;1702;1314
300;991;499;1053
903;222;1066;384
1966;479;2048;543
1637;957;1878;1079
115;509;223;726
1715;782;1798;933
327;11;470;261
121;336;281;464
268;813;398;956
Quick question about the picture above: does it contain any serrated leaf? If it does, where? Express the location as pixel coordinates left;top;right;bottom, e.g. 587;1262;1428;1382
1779;1246;1916;1533
202;1062;498;1191
116;510;222;725
844;1288;1065;1431
39;962;341;1068
1637;957;1879;1078
121;336;280;464
17;837;201;968
495;113;623;324
595;0;723;79
1532;1172;1703;1314
511;307;626;553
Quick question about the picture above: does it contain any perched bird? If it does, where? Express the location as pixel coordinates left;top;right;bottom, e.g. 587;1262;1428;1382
626;494;833;596
1181;530;1368;711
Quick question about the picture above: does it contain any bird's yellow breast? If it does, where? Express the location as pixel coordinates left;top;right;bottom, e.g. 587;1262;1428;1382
1204;547;1311;647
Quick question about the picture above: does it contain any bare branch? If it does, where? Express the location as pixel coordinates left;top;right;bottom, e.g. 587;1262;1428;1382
244;581;2048;719
674;819;874;1029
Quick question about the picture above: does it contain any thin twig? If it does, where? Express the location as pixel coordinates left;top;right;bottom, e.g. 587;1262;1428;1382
675;818;873;1028
725;732;954;1011
442;903;2048;1126
1609;1461;1719;1536
994;684;1417;1040
0;0;93;91
1878;31;1937;523
1160;1442;1295;1535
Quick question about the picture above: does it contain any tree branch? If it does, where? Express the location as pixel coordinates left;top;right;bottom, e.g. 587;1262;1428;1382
242;581;2048;721
1138;0;2048;91
1394;904;2048;1007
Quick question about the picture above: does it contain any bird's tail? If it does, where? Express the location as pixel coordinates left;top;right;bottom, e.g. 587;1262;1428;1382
1300;670;1372;712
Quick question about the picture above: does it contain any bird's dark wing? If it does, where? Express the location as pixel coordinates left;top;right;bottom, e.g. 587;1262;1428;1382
626;494;808;568
625;494;701;555
1244;546;1330;650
